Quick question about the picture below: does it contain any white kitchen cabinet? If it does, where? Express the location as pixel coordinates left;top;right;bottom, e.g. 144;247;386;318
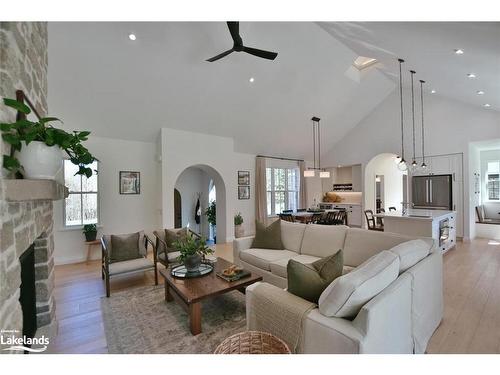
333;204;362;227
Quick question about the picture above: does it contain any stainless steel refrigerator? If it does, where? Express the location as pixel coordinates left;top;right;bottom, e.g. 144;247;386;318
411;174;453;210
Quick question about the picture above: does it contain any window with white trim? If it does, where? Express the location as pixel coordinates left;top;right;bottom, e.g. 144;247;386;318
486;161;500;201
63;160;99;226
266;167;300;216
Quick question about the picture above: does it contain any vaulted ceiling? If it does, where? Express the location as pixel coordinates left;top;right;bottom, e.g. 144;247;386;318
48;22;499;160
48;22;394;160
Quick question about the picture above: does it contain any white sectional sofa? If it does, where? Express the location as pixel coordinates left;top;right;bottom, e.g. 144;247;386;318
233;221;443;354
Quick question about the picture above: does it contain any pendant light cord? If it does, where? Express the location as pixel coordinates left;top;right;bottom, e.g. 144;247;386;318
318;120;321;170
398;59;405;160
410;70;416;163
312;120;316;169
420;79;425;164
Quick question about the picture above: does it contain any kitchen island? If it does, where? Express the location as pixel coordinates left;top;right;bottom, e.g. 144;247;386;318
374;209;456;253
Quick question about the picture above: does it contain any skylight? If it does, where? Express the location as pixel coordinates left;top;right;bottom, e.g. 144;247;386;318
353;56;378;70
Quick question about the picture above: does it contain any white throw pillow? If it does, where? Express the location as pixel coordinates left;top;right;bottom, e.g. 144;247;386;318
388;239;430;273
318;250;400;318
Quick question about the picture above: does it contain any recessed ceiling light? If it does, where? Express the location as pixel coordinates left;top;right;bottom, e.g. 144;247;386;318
128;34;137;41
431;90;436;94
484;103;491;108
454;49;464;55
467;73;476;78
477;90;485;95
249;77;255;83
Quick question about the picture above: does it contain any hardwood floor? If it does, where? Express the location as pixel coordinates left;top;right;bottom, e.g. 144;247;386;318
49;240;500;354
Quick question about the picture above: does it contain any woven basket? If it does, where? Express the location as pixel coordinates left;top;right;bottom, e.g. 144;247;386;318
214;331;291;354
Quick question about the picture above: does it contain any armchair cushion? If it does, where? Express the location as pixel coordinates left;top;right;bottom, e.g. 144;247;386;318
158;251;181;263
165;227;188;250
109;257;155;276
318;250;399;319
110;232;142;262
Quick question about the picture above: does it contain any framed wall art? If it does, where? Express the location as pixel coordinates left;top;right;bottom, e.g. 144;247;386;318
238;186;250;200
119;171;140;194
238;170;250;185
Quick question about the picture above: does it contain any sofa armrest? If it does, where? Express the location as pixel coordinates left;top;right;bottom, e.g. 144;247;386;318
352;273;413;353
246;282;362;353
233;236;254;265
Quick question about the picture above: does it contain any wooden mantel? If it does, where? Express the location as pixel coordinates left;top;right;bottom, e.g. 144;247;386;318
4;179;68;202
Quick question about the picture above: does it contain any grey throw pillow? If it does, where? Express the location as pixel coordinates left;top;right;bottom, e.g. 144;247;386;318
110;232;141;262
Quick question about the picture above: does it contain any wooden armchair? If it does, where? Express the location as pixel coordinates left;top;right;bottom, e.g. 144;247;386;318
151;228;201;270
101;231;157;297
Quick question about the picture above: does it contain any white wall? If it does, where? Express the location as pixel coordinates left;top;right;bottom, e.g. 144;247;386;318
364;153;404;215
161;128;255;243
322;89;500;239
53;136;161;264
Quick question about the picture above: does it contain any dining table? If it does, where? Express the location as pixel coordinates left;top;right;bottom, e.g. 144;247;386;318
288;209;339;223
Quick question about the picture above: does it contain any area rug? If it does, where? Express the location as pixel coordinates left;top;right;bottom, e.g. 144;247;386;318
101;285;246;354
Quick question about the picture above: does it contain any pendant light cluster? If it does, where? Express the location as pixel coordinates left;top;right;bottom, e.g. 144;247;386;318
395;58;428;172
304;117;330;178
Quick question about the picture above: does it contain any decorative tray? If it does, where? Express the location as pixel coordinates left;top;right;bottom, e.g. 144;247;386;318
216;269;251;282
170;263;213;278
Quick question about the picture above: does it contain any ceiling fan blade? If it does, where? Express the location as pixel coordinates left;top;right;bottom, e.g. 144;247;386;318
206;48;234;62
242;46;278;60
227;22;242;46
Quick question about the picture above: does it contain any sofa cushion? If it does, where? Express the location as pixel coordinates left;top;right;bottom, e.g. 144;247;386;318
388;239;431;273
239;248;296;271
300;224;348;258
280;220;306;253
109;257;154;276
343;228;415;267
251;220;285;250
110;232;141;263
318;250;400;318
287;251;344;303
342;265;355;275
270;254;321;278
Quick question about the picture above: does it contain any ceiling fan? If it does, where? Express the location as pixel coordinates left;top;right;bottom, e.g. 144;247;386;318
206;22;278;62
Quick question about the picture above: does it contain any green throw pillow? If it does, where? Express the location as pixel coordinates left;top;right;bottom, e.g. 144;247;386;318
165;228;188;250
110;232;141;263
287;250;343;303
251;219;284;250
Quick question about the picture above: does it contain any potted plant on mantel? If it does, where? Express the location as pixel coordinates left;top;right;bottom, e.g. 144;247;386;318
234;212;244;238
83;224;98;242
0;98;97;179
205;200;216;244
174;236;214;273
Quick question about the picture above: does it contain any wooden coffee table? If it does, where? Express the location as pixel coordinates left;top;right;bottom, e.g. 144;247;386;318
159;257;262;335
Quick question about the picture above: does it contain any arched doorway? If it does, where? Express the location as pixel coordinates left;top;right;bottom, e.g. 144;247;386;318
173;164;227;242
364;153;407;219
174;189;182;228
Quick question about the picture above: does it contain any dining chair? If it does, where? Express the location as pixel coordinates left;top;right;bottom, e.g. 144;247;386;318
282;209;293;214
309;213;324;224
388;207;397;212
296;208;307;212
364;210;384;231
377;208;385;226
279;213;295;222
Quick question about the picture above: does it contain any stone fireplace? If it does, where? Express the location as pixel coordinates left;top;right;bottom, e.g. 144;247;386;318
0;180;66;351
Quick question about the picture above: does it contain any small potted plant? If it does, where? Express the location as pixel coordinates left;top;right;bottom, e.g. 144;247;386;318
83;224;97;242
234;212;244;238
1;97;97;179
205;201;216;243
174;236;214;273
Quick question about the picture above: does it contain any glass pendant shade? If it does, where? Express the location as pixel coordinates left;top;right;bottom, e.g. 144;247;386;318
421;162;427;170
319;171;330;178
394;155;402;164
304;169;315;177
398;159;408;171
